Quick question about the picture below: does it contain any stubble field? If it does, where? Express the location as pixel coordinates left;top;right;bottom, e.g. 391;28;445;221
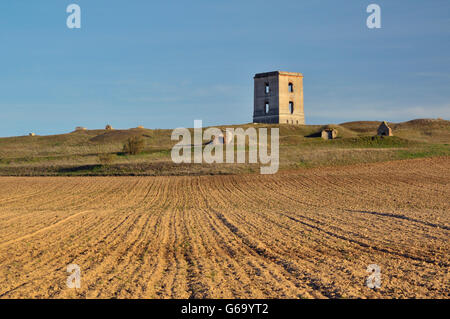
0;157;448;298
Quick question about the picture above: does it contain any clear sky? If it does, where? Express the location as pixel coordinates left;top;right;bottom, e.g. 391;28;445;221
0;0;449;137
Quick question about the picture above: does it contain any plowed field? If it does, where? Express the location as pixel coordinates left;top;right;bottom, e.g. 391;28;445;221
0;157;448;298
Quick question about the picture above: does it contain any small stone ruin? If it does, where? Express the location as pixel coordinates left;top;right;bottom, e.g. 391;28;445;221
377;121;393;136
321;128;337;140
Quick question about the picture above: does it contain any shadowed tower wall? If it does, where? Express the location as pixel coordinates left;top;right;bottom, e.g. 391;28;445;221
253;71;304;124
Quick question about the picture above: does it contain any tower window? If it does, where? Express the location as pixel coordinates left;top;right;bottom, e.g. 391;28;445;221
265;83;270;94
288;83;293;92
265;102;269;114
289;102;294;114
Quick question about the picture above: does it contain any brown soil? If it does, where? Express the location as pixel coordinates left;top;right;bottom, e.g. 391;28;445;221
0;157;448;298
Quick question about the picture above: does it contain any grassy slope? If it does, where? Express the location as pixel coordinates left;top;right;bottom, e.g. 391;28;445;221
0;119;448;176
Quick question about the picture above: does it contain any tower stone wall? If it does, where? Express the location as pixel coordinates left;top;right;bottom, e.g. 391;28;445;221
253;71;304;125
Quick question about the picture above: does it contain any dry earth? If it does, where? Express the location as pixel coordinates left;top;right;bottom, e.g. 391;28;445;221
0;157;448;298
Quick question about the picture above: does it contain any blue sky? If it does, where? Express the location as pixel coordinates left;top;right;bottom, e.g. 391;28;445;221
0;0;449;137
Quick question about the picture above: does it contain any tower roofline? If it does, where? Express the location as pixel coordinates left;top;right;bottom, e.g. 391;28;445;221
254;71;303;78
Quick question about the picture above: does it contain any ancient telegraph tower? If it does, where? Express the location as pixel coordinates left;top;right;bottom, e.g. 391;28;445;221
253;71;305;125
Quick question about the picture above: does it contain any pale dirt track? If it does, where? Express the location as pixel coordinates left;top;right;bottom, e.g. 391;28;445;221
0;158;448;298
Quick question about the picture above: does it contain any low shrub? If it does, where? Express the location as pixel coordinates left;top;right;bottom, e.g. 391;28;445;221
123;136;145;155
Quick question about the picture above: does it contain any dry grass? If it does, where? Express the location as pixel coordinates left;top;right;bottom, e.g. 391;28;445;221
341;118;450;143
0;157;448;298
0;119;449;176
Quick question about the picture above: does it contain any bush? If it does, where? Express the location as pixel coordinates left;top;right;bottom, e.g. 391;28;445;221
123;136;145;155
98;153;115;166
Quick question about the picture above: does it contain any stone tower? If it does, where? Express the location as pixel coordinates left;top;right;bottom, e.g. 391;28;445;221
253;71;305;124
